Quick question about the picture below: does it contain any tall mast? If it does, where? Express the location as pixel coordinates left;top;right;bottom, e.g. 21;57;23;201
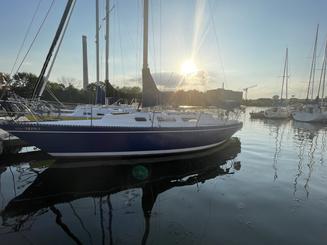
322;46;327;104
318;40;327;103
95;0;100;84
143;0;149;70
105;0;110;83
142;0;160;107
306;24;319;100
38;0;76;98
280;48;288;101
285;48;289;102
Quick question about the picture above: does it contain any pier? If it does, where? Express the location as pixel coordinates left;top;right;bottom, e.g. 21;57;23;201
0;129;28;155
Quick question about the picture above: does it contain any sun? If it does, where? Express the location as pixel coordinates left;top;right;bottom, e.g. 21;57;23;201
180;60;198;76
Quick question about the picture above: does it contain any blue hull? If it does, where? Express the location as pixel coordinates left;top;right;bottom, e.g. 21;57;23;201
0;123;242;157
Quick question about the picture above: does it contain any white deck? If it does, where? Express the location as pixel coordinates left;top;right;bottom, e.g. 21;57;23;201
37;111;240;128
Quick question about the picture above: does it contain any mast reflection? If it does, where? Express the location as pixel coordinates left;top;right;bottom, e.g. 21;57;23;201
292;121;327;198
264;120;289;181
1;138;241;245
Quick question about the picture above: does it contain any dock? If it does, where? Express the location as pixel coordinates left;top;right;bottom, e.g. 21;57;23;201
0;129;29;155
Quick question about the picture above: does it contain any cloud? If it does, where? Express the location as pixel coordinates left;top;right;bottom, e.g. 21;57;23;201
152;71;222;91
115;70;226;92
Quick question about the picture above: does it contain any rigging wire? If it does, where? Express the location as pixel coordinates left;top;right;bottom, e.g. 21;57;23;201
116;1;126;87
10;0;43;77
150;0;157;74
45;86;64;106
14;0;56;75
111;0;117;86
159;0;162;83
208;0;227;88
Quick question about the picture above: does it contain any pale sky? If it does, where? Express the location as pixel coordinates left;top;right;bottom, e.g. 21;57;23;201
1;0;327;98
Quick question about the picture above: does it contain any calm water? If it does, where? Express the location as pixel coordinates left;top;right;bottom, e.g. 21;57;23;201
0;107;327;245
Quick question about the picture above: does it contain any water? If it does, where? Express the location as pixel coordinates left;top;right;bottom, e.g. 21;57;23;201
0;107;327;245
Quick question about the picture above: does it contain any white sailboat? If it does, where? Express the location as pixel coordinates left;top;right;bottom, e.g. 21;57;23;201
264;48;290;119
292;25;327;123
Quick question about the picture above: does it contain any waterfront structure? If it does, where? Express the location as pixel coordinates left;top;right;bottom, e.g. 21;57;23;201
206;88;243;108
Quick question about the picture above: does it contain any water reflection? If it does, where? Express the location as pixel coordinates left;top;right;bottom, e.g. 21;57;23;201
292;121;327;198
0;167;6;210
262;119;290;181
0;138;241;245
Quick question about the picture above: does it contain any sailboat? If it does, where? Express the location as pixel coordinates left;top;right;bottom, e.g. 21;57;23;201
264;48;290;119
0;0;242;157
292;25;327;123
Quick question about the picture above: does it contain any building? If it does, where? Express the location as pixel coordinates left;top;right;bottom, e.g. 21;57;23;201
206;88;243;108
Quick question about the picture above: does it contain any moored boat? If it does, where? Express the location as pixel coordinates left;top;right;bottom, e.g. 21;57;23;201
0;112;242;157
264;106;290;119
292;103;327;122
264;48;290;119
249;111;265;119
0;0;242;158
292;25;327;123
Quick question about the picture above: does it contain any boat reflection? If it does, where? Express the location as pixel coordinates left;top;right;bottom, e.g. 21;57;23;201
1;138;241;245
0;166;6;210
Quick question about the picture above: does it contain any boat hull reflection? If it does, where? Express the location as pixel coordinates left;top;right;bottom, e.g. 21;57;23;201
2;137;240;219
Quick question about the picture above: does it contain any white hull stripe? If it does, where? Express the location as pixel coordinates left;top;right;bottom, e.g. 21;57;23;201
9;126;240;134
49;141;226;157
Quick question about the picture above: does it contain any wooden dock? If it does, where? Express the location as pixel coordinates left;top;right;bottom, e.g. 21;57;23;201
0;129;29;155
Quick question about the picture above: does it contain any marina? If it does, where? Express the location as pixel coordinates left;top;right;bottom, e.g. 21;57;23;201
0;109;327;244
1;0;327;244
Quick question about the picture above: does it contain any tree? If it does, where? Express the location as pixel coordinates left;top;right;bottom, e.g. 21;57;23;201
9;72;38;98
57;76;81;88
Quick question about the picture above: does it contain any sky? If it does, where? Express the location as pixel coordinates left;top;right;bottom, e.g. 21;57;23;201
1;0;327;99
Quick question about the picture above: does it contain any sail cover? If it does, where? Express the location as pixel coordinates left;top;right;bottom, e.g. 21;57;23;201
142;67;161;107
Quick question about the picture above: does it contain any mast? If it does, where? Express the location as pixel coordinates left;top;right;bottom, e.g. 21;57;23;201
142;0;160;107
32;0;74;99
95;0;100;85
280;47;289;102
319;40;327;103
322;51;327;104
286;48;289;101
105;0;110;83
38;0;76;98
280;48;288;101
306;24;319;101
143;0;149;70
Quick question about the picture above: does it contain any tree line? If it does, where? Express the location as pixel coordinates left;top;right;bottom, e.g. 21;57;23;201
0;72;141;105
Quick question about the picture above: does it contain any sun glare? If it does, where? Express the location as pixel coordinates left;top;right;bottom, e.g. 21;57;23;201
180;60;198;76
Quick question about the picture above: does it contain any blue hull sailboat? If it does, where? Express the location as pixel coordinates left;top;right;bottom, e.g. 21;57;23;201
0;115;242;157
0;0;242;157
